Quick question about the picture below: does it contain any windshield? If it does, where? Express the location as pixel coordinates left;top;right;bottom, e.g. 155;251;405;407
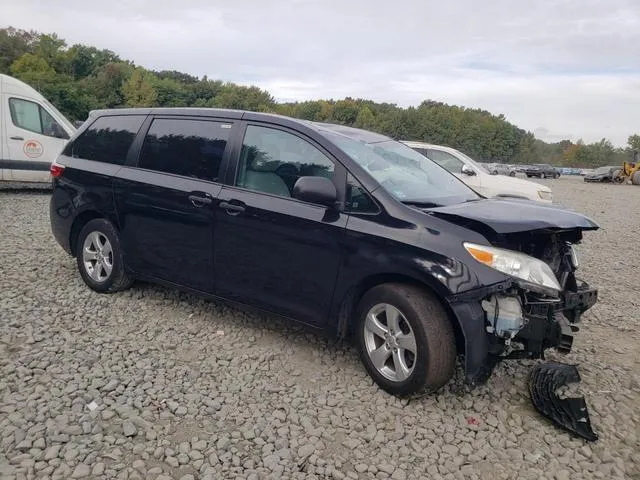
324;133;479;206
595;166;612;173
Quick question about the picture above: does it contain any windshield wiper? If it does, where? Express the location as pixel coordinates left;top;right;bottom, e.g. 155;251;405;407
402;201;442;208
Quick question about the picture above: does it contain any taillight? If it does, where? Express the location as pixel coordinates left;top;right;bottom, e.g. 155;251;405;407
50;162;65;178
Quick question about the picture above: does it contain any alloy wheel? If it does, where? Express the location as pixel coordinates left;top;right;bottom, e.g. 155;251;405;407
363;303;417;382
82;231;113;282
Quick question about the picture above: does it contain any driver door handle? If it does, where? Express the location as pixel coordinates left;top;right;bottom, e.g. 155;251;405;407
188;193;213;207
219;201;246;214
10;136;24;141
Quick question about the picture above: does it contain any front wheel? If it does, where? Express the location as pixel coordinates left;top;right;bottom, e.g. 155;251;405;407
356;284;456;397
509;171;516;177
76;218;133;293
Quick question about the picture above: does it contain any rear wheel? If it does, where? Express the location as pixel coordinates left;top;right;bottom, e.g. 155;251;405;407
632;171;640;185
356;283;456;397
509;171;516;177
76;218;133;293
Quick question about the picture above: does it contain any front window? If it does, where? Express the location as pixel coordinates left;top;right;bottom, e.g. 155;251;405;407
325;133;479;207
8;98;68;139
236;125;335;199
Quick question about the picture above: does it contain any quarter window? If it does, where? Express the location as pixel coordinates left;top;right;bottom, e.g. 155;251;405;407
71;115;146;165
138;118;231;182
8;98;67;139
236;125;335;198
346;173;378;213
427;149;464;174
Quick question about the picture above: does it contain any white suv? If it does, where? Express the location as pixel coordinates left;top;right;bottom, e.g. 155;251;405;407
402;141;553;203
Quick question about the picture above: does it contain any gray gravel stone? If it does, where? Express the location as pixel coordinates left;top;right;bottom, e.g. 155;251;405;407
0;179;638;480
122;421;137;437
71;464;91;478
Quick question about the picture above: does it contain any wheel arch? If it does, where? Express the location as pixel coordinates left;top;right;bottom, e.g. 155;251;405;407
334;273;465;354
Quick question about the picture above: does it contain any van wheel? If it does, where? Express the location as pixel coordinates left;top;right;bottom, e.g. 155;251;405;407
356;283;456;396
76;219;133;293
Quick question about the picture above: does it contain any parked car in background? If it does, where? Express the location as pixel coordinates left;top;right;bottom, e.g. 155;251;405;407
486;163;517;176
50;108;598;396
0;74;76;183
525;164;560;179
401;141;553;203
583;166;620;183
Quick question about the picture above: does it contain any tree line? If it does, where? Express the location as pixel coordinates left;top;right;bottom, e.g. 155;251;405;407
1;27;636;167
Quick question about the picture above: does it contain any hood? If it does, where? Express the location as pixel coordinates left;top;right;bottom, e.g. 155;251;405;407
426;198;599;234
484;174;550;192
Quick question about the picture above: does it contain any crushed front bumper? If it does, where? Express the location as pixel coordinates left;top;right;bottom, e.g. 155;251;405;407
448;279;598;386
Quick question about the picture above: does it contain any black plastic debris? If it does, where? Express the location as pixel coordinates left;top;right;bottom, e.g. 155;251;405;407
529;362;598;442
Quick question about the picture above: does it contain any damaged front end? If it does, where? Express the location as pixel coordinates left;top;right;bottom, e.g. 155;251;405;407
448;228;598;384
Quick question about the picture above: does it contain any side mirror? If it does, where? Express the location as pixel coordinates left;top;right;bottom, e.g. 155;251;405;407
73;120;84;128
462;164;476;176
293;176;337;207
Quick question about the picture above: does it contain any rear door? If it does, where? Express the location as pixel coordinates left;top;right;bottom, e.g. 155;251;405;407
113;116;235;293
2;95;70;182
213;123;348;326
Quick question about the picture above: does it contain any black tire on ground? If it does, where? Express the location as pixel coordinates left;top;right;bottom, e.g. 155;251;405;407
76;218;134;293
526;174;532;178
356;283;456;397
632;171;640;185
509;171;516;177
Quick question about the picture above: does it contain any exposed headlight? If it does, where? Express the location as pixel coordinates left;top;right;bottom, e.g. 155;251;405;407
464;242;561;293
538;190;553;201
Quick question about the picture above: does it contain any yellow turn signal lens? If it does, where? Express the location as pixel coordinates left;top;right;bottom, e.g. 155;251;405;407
465;246;494;265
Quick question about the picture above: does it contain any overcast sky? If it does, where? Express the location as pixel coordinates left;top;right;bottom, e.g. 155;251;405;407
4;0;639;146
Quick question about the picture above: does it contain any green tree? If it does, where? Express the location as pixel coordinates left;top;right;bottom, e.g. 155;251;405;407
0;27;38;73
355;105;375;129
123;68;157;107
9;53;56;87
627;134;640;152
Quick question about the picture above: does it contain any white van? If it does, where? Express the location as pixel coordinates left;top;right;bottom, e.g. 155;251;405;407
402;141;553;204
1;74;76;183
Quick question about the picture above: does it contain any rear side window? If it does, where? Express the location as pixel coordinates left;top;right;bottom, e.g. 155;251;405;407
71;115;145;165
137;118;231;182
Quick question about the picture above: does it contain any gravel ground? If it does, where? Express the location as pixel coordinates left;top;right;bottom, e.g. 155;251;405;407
0;176;639;480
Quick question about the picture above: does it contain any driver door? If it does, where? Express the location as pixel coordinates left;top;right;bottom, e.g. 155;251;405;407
213;123;348;327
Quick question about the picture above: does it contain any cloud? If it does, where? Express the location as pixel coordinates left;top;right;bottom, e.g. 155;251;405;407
3;0;639;146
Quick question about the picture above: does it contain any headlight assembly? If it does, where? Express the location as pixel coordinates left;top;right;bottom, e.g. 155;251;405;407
464;242;561;294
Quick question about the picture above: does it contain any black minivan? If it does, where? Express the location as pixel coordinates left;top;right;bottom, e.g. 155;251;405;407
50;108;598;396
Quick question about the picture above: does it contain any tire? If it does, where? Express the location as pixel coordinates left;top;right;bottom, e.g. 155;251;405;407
356;283;456;397
612;169;624;184
509;171;516;177
526;174;532;178
76;218;133;293
632;171;640;185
